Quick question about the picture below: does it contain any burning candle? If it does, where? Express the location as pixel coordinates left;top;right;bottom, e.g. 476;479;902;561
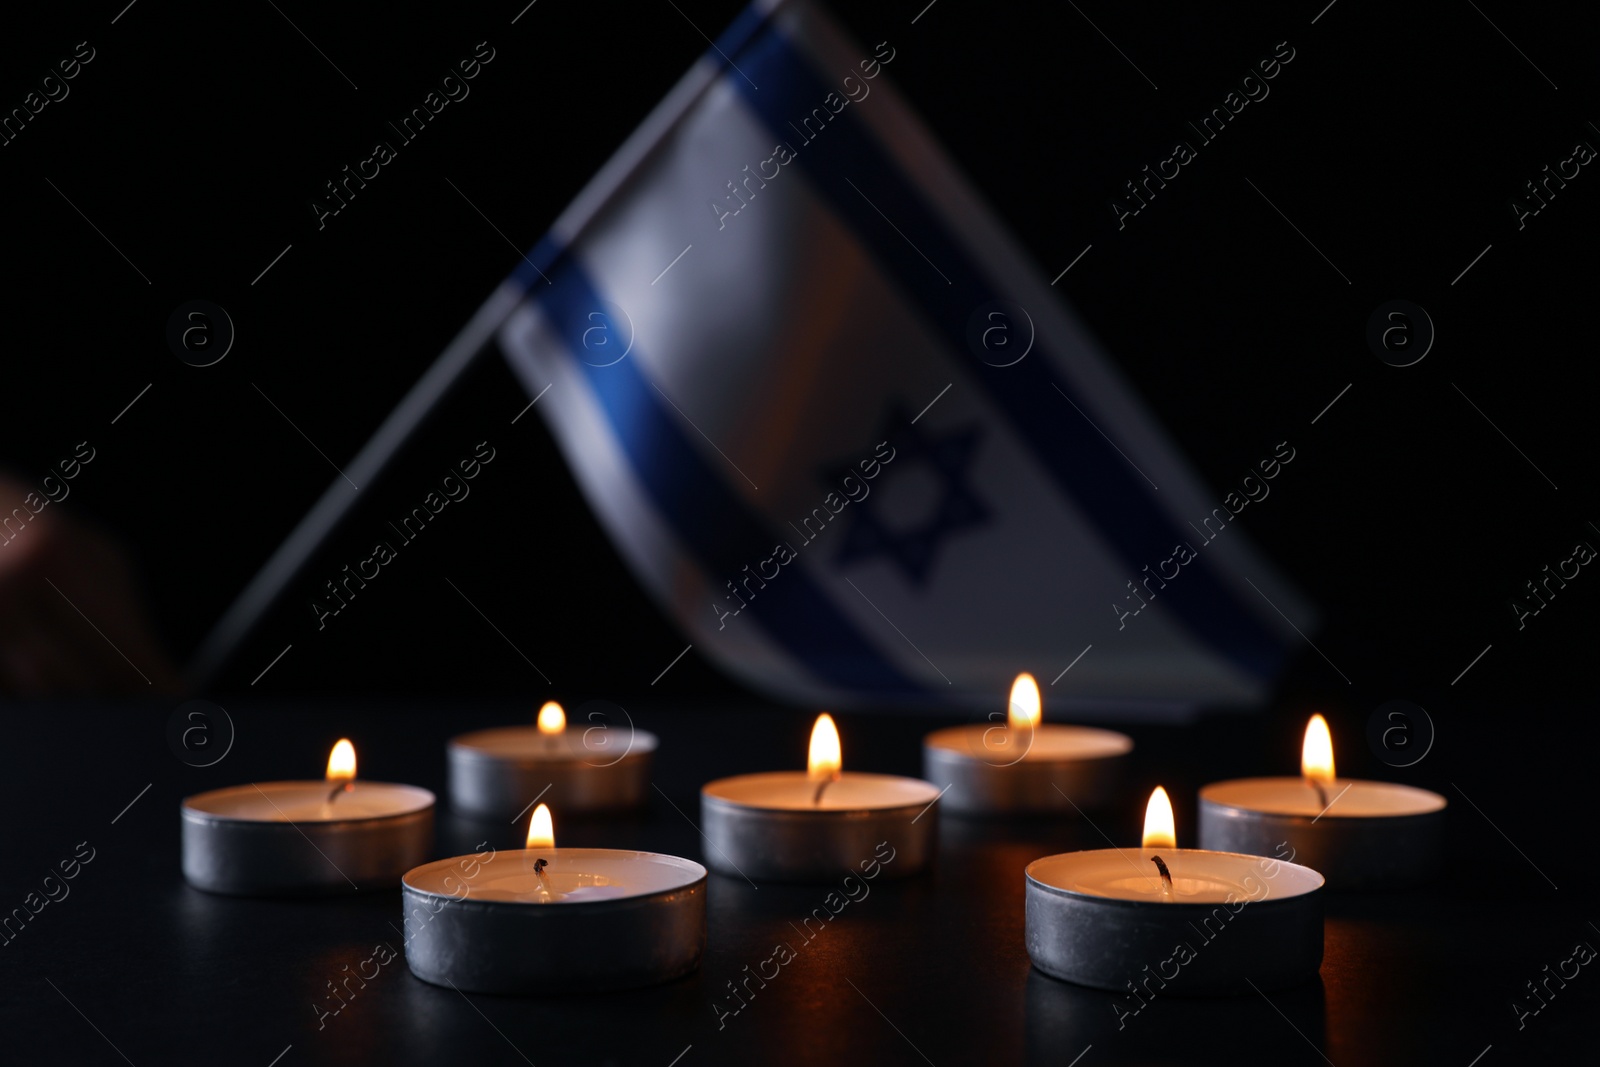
1025;787;1325;995
447;700;657;818
1198;714;1447;890
700;713;941;882
181;739;434;896
400;803;706;994
923;673;1132;814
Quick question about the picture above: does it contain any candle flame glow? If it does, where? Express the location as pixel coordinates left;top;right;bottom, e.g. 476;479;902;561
808;713;842;780
325;739;356;783
1142;786;1176;849
1007;672;1041;730
1301;714;1336;782
527;803;554;849
537;701;566;735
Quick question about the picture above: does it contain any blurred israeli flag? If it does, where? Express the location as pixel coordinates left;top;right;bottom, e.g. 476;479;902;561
494;0;1313;713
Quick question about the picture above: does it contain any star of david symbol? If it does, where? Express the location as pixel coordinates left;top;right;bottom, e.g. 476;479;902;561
828;405;991;586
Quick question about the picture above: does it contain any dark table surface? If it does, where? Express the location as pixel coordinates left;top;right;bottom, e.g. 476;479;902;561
1;700;1592;1066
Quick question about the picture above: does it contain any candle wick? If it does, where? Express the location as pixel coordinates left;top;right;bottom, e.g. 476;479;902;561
530;856;553;901
326;781;352;804
812;774;838;807
1307;777;1329;809
1150;855;1173;895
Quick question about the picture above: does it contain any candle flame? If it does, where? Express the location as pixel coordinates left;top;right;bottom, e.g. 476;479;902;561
1142;786;1176;849
325;739;356;783
1301;714;1336;783
537;701;566;735
526;803;555;849
1007;672;1041;730
807;713;842;780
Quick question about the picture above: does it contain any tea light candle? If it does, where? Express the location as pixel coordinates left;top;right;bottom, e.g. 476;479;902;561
182;739;434;896
701;714;941;882
448;701;656;818
923;673;1132;814
401;804;706;994
1026;788;1324;995
1199;714;1447;890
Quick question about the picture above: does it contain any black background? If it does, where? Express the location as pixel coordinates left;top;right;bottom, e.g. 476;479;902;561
1;0;1597;1062
0;0;1594;705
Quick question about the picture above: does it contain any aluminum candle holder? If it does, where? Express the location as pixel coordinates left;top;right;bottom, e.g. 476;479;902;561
700;713;940;882
182;780;434;896
1024;847;1325;995
447;704;656;818
923;724;1130;815
1025;786;1324;995
1198;780;1446;891
400;848;707;994
700;773;938;882
1197;714;1447;890
922;674;1131;815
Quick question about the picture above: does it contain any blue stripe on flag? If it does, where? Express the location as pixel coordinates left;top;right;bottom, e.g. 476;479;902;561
530;255;925;696
725;22;1286;680
511;234;567;292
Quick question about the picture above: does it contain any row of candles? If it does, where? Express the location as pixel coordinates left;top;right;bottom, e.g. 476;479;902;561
180;675;1445;996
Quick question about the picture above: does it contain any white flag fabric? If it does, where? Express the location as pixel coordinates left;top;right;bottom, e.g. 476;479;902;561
496;0;1314;713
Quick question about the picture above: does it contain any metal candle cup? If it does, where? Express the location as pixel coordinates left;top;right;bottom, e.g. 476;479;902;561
400;848;707;994
700;771;940;882
447;703;656;818
181;780;434;896
1025;785;1323;995
700;712;939;883
923;672;1130;815
923;724;1131;815
1197;713;1447;890
1198;778;1446;890
1025;847;1325;994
